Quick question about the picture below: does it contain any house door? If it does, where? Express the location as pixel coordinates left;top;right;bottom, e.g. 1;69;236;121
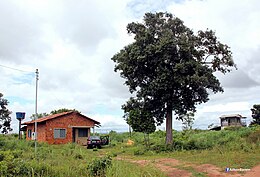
73;128;89;145
72;128;76;143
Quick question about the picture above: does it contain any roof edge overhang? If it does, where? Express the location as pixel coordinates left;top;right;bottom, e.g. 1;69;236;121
69;126;94;128
219;114;246;119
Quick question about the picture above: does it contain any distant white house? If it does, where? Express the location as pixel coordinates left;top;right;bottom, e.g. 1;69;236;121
220;114;246;129
209;114;247;131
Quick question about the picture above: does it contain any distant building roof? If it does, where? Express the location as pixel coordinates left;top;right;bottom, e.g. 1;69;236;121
219;114;246;119
22;111;100;125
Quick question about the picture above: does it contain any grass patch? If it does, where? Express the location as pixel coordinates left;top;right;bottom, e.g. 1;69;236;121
167;148;260;169
106;160;166;177
174;165;207;177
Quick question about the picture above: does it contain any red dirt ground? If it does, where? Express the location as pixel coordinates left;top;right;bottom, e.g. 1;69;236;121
116;157;260;177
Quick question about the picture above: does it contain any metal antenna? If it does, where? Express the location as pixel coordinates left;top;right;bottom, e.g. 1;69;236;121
35;69;39;156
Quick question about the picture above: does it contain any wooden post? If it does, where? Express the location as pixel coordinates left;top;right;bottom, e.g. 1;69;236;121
18;119;21;139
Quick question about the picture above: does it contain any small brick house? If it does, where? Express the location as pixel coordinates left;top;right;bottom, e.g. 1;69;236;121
22;111;100;145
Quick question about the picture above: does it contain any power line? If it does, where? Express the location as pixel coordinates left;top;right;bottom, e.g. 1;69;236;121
0;64;34;73
0;63;67;107
52;94;65;106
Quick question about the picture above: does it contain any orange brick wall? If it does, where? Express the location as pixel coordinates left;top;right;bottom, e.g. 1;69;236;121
37;123;46;142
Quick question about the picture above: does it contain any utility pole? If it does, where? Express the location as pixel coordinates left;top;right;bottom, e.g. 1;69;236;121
35;69;39;155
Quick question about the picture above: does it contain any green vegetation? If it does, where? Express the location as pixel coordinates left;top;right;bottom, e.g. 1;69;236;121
106;160;165;177
122;97;156;134
0;93;12;134
251;104;260;125
87;155;112;176
0;126;259;176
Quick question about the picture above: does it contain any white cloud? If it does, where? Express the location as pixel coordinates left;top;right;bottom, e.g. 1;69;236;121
199;102;250;113
89;113;129;133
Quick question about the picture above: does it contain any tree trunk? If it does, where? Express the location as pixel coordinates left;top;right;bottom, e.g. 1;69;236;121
166;105;173;144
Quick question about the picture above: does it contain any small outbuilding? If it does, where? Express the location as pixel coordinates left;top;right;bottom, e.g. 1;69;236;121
220;114;246;129
22;111;100;145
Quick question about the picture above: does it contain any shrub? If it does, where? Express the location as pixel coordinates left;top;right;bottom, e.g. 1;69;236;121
61;148;74;156
28;160;52;176
87;155;112;176
0;138;5;148
224;126;242;131
247;130;260;144
133;149;145;155
74;153;84;159
108;152;118;157
109;143;116;147
152;130;166;138
65;143;76;149
150;144;175;153
0;151;30;176
13;134;19;138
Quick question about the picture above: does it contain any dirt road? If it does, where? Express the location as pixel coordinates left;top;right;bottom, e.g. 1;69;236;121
117;157;260;177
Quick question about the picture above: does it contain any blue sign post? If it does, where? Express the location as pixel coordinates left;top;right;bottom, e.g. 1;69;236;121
16;112;25;139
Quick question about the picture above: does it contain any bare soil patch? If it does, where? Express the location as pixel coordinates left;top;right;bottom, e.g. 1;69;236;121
243;165;260;177
116;157;260;177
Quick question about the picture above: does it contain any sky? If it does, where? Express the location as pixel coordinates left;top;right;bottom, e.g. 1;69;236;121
0;0;259;133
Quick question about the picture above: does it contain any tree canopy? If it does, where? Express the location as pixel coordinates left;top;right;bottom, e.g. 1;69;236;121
30;112;49;120
111;12;236;144
0;93;12;134
122;97;156;134
30;108;80;120
181;111;195;130
50;108;80;115
250;104;260;125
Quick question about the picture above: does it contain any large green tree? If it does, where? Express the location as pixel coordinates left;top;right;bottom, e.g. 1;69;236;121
250;104;260;125
0;93;12;134
112;12;236;144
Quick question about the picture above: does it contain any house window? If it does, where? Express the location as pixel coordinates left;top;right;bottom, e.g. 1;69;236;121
78;128;88;137
28;129;32;138
54;129;66;139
